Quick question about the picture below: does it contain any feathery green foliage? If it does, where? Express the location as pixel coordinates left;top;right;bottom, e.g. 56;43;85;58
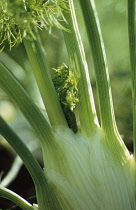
0;0;68;49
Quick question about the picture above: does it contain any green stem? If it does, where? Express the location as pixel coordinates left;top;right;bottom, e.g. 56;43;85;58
128;0;136;160
0;116;61;210
1;156;23;187
0;61;53;147
0;186;34;210
79;0;117;137
23;36;67;127
62;0;98;137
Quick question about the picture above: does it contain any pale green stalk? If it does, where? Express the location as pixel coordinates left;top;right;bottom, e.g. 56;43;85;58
77;0;130;161
0;116;61;210
79;0;118;137
0;186;34;210
128;0;136;160
1;156;23;187
0;1;136;209
0;61;53;148
1;142;39;187
23;36;67;127
62;0;98;137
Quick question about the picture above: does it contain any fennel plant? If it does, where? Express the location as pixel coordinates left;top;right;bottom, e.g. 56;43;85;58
0;0;136;209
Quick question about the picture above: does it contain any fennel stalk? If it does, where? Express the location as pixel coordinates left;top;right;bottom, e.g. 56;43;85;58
0;0;135;209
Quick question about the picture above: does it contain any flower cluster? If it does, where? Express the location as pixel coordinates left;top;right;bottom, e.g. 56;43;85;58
53;64;79;132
